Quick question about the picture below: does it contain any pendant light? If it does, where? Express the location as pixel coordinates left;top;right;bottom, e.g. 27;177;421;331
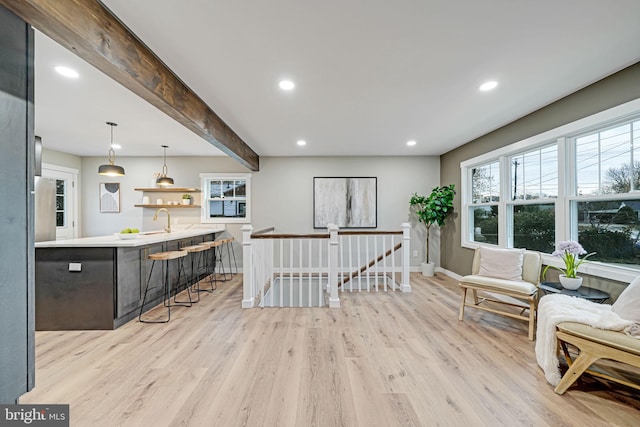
156;145;174;186
98;122;125;176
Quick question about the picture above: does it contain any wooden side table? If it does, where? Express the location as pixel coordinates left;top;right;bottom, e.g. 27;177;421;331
539;281;610;303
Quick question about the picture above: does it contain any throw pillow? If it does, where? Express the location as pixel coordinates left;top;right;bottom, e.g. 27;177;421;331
477;246;525;281
612;276;640;323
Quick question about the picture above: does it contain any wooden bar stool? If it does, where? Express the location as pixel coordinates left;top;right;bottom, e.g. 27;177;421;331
180;244;215;299
202;240;228;283
211;240;230;282
222;237;238;276
139;250;190;323
200;240;220;287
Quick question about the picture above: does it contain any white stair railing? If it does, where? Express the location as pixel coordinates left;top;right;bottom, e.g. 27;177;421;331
242;223;410;308
242;225;271;308
243;226;331;308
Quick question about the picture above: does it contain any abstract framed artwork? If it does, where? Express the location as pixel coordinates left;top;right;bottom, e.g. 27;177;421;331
99;182;120;213
313;177;377;229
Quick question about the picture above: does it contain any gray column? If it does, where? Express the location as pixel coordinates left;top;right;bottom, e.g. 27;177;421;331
0;5;35;404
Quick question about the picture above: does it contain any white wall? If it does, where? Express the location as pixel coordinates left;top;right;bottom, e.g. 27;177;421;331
252;156;439;267
76;155;439;268
80;156;248;237
42;148;82;171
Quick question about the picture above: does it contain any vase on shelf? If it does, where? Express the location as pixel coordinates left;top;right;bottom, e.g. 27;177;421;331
559;274;583;290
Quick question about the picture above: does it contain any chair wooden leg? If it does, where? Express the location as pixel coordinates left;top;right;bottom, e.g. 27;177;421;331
559;339;572;363
528;300;536;341
471;289;479;305
459;287;468;321
554;351;599;394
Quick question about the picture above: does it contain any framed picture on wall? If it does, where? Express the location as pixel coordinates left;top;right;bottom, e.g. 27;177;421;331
313;177;377;228
99;182;120;213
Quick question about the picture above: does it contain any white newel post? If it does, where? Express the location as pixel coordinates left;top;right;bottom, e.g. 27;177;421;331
241;224;254;308
328;224;340;308
401;223;411;292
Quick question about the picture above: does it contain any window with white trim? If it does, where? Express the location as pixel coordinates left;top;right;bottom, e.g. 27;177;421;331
461;98;640;280
575;120;639;195
200;173;251;223
468;161;499;244
509;144;558;252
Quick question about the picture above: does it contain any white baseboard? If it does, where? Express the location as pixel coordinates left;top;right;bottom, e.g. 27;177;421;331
409;266;461;279
436;267;462;281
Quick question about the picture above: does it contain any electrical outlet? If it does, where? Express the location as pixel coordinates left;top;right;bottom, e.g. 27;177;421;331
412;250;418;257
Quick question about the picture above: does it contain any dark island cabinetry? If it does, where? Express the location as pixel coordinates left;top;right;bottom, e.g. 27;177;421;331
35;231;218;330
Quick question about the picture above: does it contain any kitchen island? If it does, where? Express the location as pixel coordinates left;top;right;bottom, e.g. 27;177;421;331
35;227;225;330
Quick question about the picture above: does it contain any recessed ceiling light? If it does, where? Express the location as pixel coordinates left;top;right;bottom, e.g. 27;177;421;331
279;80;295;91
479;80;498;91
110;144;122;150
297;140;306;146
55;66;79;78
407;140;416;147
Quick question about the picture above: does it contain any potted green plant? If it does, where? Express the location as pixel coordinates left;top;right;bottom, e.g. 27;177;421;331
409;184;456;276
542;240;595;290
182;193;192;205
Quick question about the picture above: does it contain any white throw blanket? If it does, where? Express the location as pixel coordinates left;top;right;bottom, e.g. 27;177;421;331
535;294;634;386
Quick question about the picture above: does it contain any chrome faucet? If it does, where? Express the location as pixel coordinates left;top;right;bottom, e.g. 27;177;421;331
153;208;171;233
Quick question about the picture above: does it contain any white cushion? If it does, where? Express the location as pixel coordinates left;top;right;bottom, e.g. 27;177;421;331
477;246;525;282
612;276;640;323
460;274;537;295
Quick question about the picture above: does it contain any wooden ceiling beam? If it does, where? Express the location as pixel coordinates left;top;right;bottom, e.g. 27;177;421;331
0;0;260;171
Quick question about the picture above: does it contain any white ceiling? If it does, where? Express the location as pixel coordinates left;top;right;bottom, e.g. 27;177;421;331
34;32;225;157
36;0;640;159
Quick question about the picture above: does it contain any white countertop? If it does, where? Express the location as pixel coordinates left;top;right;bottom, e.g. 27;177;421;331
35;226;226;248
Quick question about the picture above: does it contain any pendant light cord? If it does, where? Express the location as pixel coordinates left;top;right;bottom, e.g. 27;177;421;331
162;145;169;176
108;124;116;165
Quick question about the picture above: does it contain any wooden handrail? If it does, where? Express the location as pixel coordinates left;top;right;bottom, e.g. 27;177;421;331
252;233;330;239
251;229;402;238
338;230;402;236
252;226;275;236
341;242;402;286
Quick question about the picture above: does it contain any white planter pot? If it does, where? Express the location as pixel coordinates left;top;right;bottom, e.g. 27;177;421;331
421;262;435;277
182;199;191;205
559;274;583;290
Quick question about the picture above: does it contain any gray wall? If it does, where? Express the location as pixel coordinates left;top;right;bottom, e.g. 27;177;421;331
76;155;438;268
440;62;640;300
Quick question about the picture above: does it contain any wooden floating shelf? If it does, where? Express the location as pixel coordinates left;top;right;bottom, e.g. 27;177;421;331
134;188;201;192
134;204;201;208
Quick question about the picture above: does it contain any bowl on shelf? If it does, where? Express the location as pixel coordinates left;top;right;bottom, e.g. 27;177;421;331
115;232;139;240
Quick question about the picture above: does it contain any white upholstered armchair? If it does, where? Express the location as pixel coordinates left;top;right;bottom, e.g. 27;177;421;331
458;246;542;340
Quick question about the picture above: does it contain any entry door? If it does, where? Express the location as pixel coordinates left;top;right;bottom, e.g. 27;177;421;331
42;165;78;240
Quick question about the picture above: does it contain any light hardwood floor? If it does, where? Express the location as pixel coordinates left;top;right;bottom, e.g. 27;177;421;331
22;273;640;426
